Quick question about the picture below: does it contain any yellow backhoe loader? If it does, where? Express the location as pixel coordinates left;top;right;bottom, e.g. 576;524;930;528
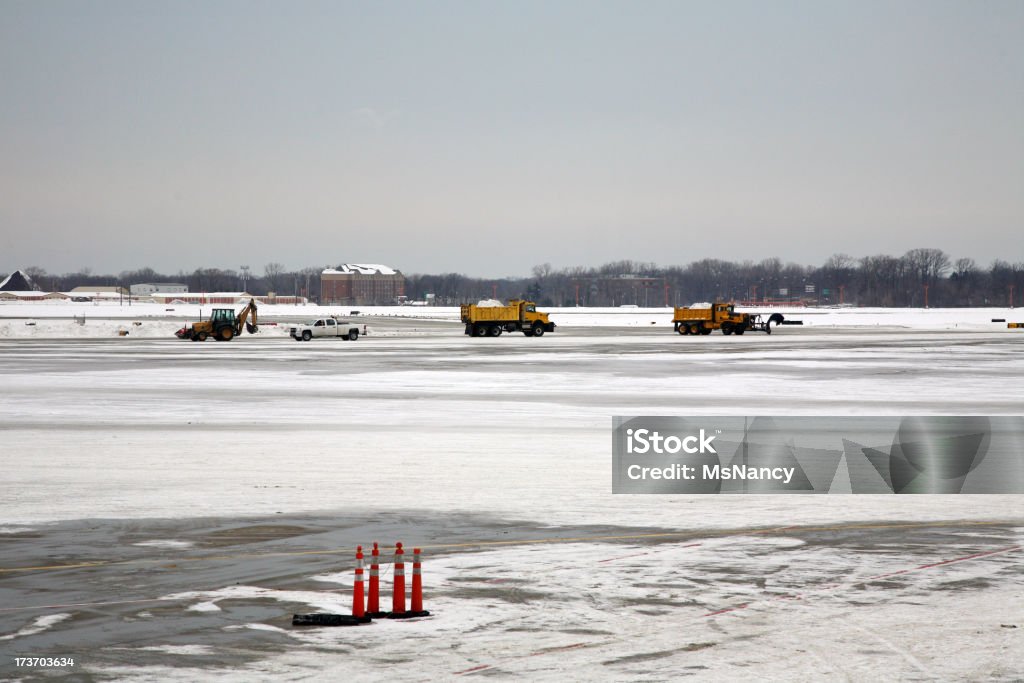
175;299;259;341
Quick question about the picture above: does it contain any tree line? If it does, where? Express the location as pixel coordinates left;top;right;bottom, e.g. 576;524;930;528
409;249;1022;308
5;248;1023;308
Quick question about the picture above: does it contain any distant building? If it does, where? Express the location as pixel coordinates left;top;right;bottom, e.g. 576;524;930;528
321;264;405;306
68;286;128;300
130;282;188;296
0;270;36;291
147;292;308;305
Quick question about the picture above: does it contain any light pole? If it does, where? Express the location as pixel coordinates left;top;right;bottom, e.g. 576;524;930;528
240;265;250;293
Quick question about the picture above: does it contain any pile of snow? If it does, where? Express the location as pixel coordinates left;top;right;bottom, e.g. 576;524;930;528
476;299;503;307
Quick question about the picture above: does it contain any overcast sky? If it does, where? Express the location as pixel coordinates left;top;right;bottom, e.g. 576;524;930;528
1;1;1021;277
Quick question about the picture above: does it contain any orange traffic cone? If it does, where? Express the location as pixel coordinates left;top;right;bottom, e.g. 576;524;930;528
391;542;406;616
367;541;383;617
409;547;430;616
352;546;366;618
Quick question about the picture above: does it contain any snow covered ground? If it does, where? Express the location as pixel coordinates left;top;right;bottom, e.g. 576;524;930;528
1;326;1022;679
2;300;1022;337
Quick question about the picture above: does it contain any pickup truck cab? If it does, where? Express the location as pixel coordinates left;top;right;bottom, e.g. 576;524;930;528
290;318;360;342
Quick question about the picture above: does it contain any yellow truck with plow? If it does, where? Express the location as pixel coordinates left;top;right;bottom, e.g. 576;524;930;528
461;300;556;337
672;302;783;336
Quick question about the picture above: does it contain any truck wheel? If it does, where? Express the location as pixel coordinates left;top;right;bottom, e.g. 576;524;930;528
302;330;312;341
473;324;487;337
348;329;359;341
721;324;733;336
734;327;745;335
532;322;544;337
489;326;501;337
700;326;712;335
676;325;687;336
523;329;534;337
197;331;208;342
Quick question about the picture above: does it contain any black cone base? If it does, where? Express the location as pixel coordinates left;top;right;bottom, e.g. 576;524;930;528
387;610;431;619
292;613;372;627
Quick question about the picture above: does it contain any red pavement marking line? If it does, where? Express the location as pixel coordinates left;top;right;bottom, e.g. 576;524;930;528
453;664;492;675
703;603;750;617
597;543;702;564
866;545;1021;582
702;544;1022;619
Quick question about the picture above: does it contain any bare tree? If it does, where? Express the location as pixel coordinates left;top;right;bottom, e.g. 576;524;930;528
263;262;286;294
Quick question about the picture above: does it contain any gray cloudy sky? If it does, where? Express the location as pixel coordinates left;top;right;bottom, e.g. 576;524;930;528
1;0;1021;277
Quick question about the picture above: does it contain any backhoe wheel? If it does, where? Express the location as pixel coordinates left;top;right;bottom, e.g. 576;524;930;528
348;330;359;341
197;331;208;342
302;330;312;341
218;327;234;341
532;322;544;337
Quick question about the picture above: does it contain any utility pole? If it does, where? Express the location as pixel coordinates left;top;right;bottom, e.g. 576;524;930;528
924;283;929;309
1010;284;1015;308
240;265;250;293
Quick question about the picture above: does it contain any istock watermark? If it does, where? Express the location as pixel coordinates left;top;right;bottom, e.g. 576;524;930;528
612;416;1024;494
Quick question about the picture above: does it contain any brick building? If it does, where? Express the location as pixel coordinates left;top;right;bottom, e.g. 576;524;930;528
321;264;405;306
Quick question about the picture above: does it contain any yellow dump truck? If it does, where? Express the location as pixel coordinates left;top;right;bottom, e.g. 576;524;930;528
672;302;783;336
461;300;556;337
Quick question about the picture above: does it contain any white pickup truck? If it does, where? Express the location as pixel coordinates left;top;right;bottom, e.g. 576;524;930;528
289;318;361;342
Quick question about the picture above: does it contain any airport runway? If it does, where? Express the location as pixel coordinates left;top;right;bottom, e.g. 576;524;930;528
1;327;1022;679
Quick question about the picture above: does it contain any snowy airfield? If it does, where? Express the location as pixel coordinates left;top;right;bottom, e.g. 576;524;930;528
1;304;1023;680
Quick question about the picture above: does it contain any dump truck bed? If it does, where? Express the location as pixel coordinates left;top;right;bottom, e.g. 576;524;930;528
672;307;714;323
461;305;520;324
